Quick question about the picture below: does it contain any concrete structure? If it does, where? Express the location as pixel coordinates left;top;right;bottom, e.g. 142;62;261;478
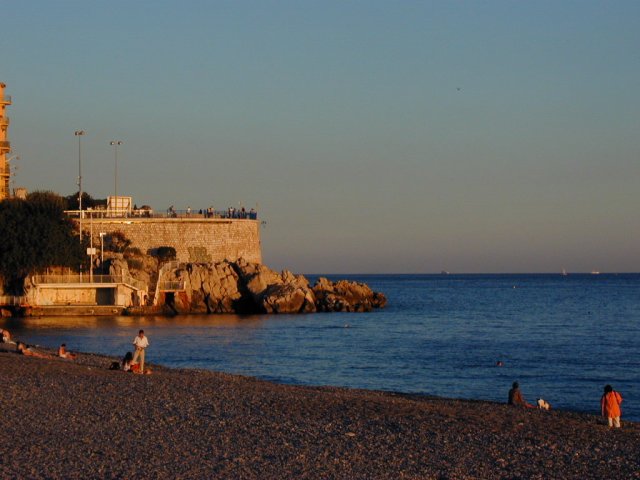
29;274;146;309
82;216;262;264
0;82;12;200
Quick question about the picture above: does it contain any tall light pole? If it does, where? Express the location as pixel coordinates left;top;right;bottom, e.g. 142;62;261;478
110;140;122;216
75;130;85;240
99;232;106;268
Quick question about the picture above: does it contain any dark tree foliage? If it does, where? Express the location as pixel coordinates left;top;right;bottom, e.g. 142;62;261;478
0;191;87;293
106;231;131;253
153;246;177;263
64;191;107;210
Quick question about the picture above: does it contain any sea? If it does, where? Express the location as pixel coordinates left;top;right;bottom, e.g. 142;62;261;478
2;273;639;421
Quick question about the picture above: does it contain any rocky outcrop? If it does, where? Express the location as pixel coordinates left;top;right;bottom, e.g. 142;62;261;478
235;261;316;313
155;259;386;315
312;277;387;312
167;262;244;314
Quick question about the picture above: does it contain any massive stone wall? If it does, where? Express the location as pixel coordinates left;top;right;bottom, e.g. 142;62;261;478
82;218;262;264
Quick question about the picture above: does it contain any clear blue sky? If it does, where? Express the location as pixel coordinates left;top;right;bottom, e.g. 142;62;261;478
2;1;639;273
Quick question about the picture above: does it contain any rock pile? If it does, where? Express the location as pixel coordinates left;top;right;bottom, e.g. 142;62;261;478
158;259;386;314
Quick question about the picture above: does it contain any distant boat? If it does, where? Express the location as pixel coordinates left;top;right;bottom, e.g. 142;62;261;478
561;268;568;276
440;270;450;275
591;270;601;275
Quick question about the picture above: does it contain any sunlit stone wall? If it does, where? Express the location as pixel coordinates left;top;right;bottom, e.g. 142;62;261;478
81;218;262;264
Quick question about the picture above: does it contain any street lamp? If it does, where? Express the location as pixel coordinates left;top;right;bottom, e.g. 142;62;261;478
75;130;85;240
99;232;106;269
88;210;94;282
110;140;123;216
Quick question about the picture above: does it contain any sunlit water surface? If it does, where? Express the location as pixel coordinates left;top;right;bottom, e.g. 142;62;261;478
3;274;639;420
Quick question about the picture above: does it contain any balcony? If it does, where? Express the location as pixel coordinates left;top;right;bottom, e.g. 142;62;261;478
0;95;12;105
0;116;8;126
0;140;9;150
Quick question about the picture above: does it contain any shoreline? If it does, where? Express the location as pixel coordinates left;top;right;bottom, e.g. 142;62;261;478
1;345;639;479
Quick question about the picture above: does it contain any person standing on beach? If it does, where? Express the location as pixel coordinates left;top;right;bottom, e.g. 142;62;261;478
601;385;623;428
508;382;535;408
132;330;149;374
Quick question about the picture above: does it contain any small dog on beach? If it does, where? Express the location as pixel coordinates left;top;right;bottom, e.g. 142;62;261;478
537;398;551;410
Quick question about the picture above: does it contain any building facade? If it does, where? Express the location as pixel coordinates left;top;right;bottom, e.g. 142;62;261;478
0;82;12;200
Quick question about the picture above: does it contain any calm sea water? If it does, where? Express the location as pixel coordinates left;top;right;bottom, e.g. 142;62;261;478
3;274;639;420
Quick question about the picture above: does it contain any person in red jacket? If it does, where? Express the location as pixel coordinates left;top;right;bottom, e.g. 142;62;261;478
601;384;623;428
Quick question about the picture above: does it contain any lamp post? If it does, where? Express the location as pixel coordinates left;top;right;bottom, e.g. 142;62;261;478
110;140;122;216
74;130;85;240
99;232;106;269
89;210;94;282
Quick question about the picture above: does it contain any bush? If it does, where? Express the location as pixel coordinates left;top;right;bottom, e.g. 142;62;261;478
126;258;144;271
124;246;143;258
106;231;131;253
153;246;177;263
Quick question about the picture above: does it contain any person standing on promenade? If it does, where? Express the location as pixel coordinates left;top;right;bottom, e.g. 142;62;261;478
508;382;535;408
132;330;149;374
601;385;623;428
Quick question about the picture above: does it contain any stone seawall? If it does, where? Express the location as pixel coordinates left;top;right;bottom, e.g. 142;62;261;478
81;218;262;264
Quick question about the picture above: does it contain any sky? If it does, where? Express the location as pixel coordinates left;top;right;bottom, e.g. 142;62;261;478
2;1;639;273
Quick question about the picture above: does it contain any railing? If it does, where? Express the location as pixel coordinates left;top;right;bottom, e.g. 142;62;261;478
157;281;185;291
33;274;119;284
64;209;258;220
0;295;26;306
121;275;147;291
0;95;11;104
153;261;181;305
31;274;146;291
0;115;8;125
0;141;10;149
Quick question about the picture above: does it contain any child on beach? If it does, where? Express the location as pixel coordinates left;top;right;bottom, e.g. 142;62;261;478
58;344;77;360
601;385;623;428
122;352;134;372
1;328;13;343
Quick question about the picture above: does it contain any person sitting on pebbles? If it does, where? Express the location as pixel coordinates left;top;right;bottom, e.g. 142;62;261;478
58;343;78;360
16;341;53;359
120;352;152;374
122;351;134;372
508;381;535;408
1;328;14;344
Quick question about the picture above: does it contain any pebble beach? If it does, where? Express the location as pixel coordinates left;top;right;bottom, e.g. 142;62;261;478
1;348;638;479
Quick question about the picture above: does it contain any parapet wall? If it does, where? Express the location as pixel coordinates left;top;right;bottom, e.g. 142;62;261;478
82;218;262;264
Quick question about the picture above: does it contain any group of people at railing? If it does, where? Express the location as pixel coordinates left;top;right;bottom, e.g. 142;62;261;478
165;205;257;220
65;205;258;220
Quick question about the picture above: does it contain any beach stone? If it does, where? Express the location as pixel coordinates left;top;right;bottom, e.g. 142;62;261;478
1;352;638;479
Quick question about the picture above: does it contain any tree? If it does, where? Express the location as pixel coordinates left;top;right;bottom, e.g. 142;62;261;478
153;246;177;263
0;191;87;293
106;231;132;253
64;191;107;210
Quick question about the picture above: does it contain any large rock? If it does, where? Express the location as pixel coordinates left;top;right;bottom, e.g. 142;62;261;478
162;262;244;314
234;260;316;313
155;259;385;315
313;277;387;312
